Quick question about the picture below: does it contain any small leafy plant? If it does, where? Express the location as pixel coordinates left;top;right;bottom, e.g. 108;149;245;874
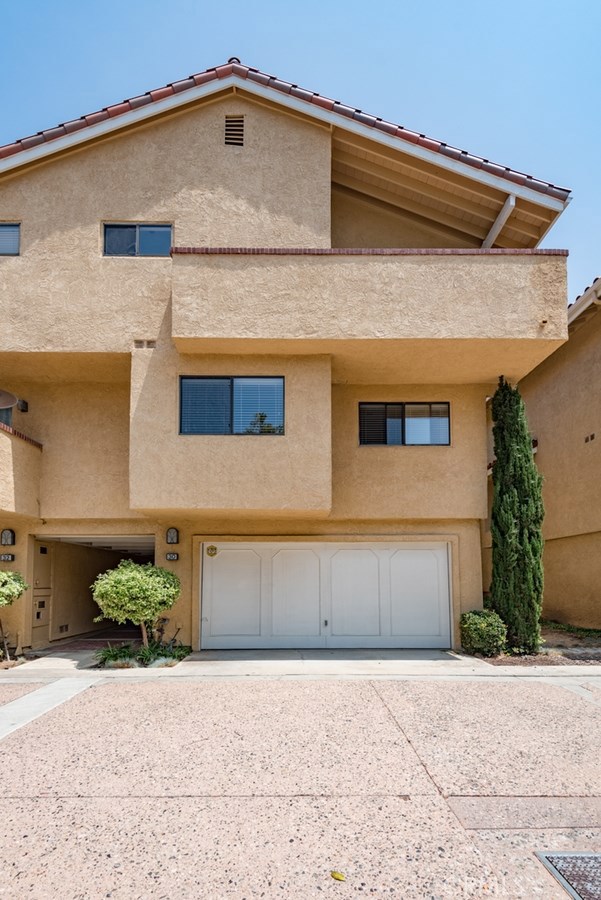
0;570;29;662
460;609;507;657
0;571;28;606
94;638;191;668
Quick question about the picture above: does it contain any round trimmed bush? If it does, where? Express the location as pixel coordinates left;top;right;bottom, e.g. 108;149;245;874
460;609;507;657
91;560;180;647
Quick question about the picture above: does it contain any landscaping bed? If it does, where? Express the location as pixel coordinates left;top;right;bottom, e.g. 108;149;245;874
478;622;601;666
94;640;191;669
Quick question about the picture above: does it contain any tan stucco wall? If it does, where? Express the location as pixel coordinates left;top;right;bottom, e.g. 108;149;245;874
50;541;123;640
481;310;601;627
332;383;488;519
0;380;135;520
510;307;601;627
0;431;41;518
130;348;332;515
331;187;474;249
541;533;601;628
172;253;567;383
0;95;331;354
521;310;601;541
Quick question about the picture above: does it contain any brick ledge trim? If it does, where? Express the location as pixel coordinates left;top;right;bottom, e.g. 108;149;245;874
172;247;568;256
0;422;43;449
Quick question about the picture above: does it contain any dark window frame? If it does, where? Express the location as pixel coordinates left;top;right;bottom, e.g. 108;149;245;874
179;376;285;436
103;223;173;257
359;402;451;446
0;223;20;256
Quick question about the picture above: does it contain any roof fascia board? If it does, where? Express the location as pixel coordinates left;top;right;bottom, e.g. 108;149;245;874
0;77;240;176
568;282;601;326
0;74;567;213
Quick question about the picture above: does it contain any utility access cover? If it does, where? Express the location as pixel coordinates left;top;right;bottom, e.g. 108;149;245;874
536;853;601;899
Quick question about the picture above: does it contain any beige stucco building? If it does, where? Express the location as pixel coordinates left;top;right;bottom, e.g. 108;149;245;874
502;279;599;628
0;60;570;651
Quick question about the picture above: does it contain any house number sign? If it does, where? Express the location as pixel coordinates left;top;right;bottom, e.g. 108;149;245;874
0;553;15;562
165;552;179;561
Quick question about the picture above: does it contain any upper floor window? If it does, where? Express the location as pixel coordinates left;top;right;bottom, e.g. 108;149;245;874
104;223;172;257
359;402;450;446
180;377;285;435
0;224;20;256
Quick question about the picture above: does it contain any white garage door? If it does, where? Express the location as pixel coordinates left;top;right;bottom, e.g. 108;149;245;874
201;541;451;649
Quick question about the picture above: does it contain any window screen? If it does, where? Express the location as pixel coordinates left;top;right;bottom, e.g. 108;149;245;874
404;403;450;445
0;224;20;256
359;402;449;445
180;377;284;435
104;224;171;256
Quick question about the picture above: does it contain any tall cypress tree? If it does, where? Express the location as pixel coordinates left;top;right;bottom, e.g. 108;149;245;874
491;376;544;652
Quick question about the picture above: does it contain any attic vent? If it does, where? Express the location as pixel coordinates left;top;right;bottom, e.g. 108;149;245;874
225;115;244;146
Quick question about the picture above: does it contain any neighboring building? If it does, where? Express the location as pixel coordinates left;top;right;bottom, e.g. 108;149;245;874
516;279;600;628
0;60;570;651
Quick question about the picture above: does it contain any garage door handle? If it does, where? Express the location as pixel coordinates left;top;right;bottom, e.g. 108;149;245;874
323;619;328;627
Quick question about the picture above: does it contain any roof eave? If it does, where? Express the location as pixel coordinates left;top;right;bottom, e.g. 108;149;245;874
0;73;569;216
568;278;601;326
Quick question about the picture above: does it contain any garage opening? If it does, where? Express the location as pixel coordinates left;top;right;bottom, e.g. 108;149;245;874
31;534;155;649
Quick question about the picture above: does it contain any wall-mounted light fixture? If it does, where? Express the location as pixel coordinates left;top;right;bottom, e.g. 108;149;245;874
166;528;179;545
1;529;15;546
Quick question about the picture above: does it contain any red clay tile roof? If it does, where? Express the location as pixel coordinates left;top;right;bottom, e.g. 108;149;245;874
570;276;601;308
0;59;571;202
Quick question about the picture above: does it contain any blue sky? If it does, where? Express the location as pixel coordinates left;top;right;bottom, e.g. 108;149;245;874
1;0;598;298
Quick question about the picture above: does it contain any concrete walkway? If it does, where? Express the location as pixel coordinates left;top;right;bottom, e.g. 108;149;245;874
5;646;601;681
0;655;600;898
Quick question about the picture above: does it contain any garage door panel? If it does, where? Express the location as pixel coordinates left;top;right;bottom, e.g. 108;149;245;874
390;548;448;637
209;549;261;637
272;549;321;637
331;549;380;636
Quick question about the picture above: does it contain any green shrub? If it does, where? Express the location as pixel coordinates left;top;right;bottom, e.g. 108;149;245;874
94;638;191;668
0;571;28;607
94;643;135;665
490;376;544;653
460;609;507;657
91;561;180;647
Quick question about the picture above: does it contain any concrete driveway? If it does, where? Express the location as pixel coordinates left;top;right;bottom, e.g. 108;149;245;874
0;666;600;898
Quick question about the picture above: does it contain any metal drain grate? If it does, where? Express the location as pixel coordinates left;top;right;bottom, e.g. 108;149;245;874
536;853;601;899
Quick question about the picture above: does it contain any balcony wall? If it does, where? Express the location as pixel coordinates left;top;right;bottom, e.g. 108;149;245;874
0;425;42;519
172;249;568;383
129;347;332;516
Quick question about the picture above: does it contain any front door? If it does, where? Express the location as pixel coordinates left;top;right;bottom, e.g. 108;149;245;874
32;541;52;647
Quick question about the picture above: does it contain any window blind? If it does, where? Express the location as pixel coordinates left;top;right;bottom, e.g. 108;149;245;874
180;377;284;435
233;378;284;434
0;224;20;255
359;402;449;445
180;378;231;434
